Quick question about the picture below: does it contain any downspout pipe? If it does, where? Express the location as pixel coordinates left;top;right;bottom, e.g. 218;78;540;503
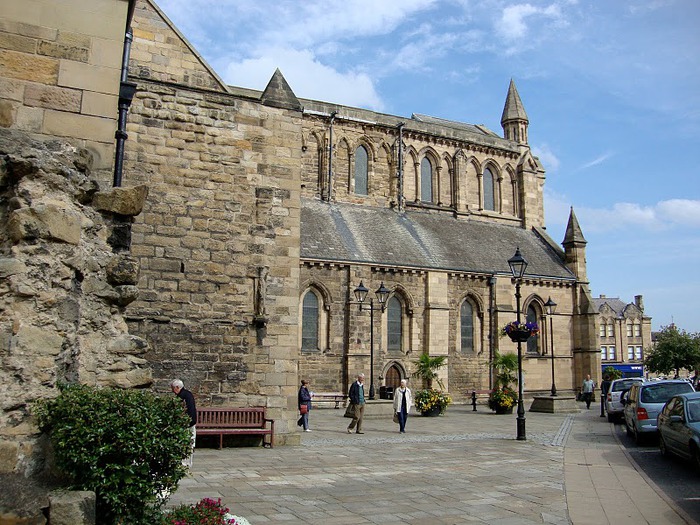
113;0;138;187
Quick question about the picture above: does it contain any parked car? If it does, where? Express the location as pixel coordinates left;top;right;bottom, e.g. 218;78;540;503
605;377;643;422
623;380;696;444
657;392;700;470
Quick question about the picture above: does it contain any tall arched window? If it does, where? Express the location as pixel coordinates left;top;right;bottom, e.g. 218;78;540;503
460;300;474;352
301;291;319;350
483;168;495;211
420;157;433;203
354;145;368;195
526;304;539;354
387;296;403;352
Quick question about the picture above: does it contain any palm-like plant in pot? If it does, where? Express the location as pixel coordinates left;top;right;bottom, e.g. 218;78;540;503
412;354;452;415
488;350;519;413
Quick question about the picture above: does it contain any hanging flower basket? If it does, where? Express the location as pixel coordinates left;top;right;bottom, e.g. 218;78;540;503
501;321;539;343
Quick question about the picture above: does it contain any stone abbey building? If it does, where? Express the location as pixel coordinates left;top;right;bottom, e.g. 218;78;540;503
0;0;635;463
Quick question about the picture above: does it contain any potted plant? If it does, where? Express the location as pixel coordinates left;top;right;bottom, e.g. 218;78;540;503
414;389;452;416
412;354;451;416
502;321;539;343
488;350;519;414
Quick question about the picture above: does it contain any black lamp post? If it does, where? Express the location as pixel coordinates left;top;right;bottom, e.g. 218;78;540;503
508;247;528;441
354;281;391;400
544;296;558;396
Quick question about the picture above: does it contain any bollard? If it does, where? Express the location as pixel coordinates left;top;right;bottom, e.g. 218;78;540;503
471;390;477;411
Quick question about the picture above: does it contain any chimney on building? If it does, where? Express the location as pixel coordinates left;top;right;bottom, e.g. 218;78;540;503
635;295;644;311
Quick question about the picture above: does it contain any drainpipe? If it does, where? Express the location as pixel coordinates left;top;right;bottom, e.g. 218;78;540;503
488;275;497;389
113;0;138;187
397;122;405;211
325;111;337;201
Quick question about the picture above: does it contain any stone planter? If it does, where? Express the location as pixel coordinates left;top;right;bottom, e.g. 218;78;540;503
421;406;442;417
494;405;514;414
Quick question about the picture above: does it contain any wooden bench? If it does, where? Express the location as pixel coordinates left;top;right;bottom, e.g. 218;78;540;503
196;407;274;449
312;393;347;408
469;389;492;411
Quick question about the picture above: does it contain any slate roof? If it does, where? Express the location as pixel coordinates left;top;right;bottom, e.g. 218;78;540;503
301;198;576;280
591;297;629;316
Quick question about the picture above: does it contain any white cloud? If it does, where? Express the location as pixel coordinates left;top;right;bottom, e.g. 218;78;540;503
496;2;568;41
532;143;560;172
575;151;614;172
222;48;384;111
573;200;700;233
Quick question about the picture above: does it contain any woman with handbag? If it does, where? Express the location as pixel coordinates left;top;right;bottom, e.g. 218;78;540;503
392;379;413;433
298;379;312;431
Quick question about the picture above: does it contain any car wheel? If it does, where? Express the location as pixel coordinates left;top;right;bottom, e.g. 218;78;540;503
625;420;633;437
634;427;644;445
691;444;700;473
607;412;614;423
659;434;669;457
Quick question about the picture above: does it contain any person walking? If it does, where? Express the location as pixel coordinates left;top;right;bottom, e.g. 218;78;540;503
393;379;413;433
600;374;612;417
581;374;595;410
347;373;366;434
170;379;197;468
298;379;312;432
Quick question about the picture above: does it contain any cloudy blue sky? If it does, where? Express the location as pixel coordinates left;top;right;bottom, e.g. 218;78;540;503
154;0;700;332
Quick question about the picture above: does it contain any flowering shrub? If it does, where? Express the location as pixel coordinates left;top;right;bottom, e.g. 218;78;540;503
162;498;250;525
501;321;539;337
414;389;452;414
488;387;518;411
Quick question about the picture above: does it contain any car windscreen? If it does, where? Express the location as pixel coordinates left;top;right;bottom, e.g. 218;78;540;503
688;400;700;423
640;383;694;404
612;379;640;392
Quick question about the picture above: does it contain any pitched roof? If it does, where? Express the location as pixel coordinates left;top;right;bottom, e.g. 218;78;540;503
563;207;587;245
591;297;629;316
500;79;528;125
260;69;302;111
301;198;575;279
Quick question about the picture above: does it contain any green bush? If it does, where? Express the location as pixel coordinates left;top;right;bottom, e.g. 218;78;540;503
35;384;192;524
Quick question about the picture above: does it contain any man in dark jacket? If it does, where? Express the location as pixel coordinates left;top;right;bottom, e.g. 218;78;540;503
347;373;366;434
171;379;197;467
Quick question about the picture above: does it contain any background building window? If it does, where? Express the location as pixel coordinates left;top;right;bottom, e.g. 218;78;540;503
626;324;632;337
460;300;474;352
354;145;368;195
607;324;614;337
483;168;495;211
301;291;319;350
601;346;608;360
599;324;606;338
635;346;643;360
387;296;403;352
420;157;433;203
627;346;634;360
608;346;616;360
526;304;539;354
633;324;641;337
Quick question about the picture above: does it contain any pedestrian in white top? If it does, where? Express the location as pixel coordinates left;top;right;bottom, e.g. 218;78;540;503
392;379;413;433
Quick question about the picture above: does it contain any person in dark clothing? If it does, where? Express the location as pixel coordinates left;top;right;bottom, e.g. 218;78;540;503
347;373;366;434
171;379;197;468
600;375;612;417
298;379;312;431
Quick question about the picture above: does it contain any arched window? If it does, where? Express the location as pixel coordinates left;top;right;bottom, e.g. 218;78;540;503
460;300;474;352
301;291;319;350
483;168;495;211
420;157;433;203
354;145;368;195
526;304;539;354
387;296;403;352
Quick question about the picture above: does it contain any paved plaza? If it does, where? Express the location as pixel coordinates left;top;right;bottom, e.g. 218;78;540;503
167;403;693;524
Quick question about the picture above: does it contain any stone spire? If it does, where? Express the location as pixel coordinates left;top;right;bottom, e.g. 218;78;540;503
562;207;588;282
501;79;529;144
261;68;302;111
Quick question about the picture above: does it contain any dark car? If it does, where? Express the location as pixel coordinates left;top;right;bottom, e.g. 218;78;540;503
623;380;695;444
657;392;700;470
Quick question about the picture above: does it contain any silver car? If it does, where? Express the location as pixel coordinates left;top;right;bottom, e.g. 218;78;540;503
657;392;700;470
623;380;695;444
605;377;643;422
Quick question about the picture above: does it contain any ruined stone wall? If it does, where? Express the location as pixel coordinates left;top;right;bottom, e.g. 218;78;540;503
0;129;151;475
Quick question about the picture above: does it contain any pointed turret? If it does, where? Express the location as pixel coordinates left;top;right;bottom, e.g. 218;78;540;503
562;207;588;281
501;79;529;144
261;68;302;111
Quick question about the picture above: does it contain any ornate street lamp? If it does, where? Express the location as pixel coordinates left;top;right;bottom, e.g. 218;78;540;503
544;296;558;396
508;247;528;441
354;281;391;400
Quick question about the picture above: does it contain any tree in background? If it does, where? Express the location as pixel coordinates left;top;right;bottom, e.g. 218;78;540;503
644;325;700;378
